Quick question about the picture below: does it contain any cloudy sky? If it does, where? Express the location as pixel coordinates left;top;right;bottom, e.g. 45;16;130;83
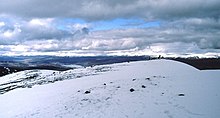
0;0;220;57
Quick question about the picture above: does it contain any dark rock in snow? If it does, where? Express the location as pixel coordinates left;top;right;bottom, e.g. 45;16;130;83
178;93;185;96
132;79;136;81
103;83;106;86
145;78;150;80
130;88;135;92
84;90;91;94
141;85;146;88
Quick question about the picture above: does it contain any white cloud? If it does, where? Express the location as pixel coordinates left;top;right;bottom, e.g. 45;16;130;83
72;23;90;30
0;21;5;27
9;45;29;52
29;18;54;26
0;23;21;44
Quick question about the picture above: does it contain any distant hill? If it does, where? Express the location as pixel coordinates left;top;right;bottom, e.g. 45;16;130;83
170;58;220;70
0;56;149;77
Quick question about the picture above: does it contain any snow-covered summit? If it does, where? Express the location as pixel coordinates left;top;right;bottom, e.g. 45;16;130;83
0;59;219;118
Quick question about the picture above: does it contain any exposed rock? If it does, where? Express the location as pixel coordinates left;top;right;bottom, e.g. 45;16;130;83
130;88;135;92
84;90;91;94
178;93;185;96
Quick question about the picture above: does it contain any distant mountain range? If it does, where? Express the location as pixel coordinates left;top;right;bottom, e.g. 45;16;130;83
0;56;220;77
0;56;149;77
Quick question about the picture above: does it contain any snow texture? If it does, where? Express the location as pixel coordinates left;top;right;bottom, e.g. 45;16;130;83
0;59;219;118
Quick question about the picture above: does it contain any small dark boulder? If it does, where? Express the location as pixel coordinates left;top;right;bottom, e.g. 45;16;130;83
84;90;91;94
145;78;150;80
132;79;136;81
178;93;185;96
141;85;146;88
103;83;106;85
130;88;135;92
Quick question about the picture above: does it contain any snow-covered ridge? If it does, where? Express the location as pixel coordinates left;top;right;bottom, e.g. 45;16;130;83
0;59;219;118
0;59;199;94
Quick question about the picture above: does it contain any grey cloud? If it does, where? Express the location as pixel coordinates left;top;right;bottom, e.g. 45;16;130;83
199;38;220;49
0;0;219;20
0;0;219;56
20;25;70;41
89;19;220;50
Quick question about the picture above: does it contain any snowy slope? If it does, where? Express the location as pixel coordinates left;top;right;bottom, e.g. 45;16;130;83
0;59;220;118
0;65;112;94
